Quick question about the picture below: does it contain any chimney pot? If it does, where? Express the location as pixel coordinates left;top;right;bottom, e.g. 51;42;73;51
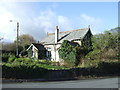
55;26;59;43
56;26;58;30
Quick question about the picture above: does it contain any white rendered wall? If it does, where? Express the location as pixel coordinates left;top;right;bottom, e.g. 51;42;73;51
44;44;61;62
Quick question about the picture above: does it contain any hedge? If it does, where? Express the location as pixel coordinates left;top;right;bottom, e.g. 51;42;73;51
2;64;48;79
58;40;89;67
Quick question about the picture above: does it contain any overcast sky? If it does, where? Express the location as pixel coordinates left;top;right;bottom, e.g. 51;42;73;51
0;1;118;43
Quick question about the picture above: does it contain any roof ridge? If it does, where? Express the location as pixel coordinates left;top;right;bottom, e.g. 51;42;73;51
32;43;42;45
48;28;89;35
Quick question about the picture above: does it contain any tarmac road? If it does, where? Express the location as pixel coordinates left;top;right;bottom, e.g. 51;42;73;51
2;77;119;88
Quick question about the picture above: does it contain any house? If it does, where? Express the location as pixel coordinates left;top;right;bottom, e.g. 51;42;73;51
40;26;92;62
27;43;46;59
27;26;92;61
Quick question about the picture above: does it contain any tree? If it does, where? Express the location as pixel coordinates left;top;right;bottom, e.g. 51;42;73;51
15;34;36;49
58;40;88;67
2;43;16;52
85;27;119;60
2;43;23;55
2;34;36;55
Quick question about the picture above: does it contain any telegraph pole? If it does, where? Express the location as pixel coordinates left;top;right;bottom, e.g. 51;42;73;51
16;22;19;57
10;20;19;57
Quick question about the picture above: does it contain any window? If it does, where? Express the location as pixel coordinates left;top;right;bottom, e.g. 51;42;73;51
46;51;51;57
46;47;51;58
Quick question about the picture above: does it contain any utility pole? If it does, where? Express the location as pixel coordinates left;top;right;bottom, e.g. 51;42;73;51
16;22;19;57
10;20;19;57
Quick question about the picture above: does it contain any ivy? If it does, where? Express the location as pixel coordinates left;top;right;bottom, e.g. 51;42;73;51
58;40;88;67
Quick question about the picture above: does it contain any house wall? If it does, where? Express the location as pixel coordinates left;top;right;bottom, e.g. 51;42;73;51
73;40;82;46
44;44;61;62
27;47;33;58
32;46;38;59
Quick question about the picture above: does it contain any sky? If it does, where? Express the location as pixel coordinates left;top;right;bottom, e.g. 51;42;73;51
0;1;118;43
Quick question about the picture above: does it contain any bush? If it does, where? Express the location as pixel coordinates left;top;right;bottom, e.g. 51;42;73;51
2;59;69;79
2;63;48;79
97;62;120;74
8;55;16;62
2;54;9;62
58;40;89;67
14;58;33;64
39;60;52;65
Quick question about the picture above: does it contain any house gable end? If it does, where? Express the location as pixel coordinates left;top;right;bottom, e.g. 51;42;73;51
27;44;38;51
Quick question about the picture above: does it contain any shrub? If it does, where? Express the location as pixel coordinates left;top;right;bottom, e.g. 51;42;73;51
14;58;33;64
8;55;16;62
58;40;88;67
39;60;52;65
2;63;48;79
2;54;9;62
97;62;120;74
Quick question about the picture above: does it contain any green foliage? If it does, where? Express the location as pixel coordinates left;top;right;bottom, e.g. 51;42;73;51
39;60;52;65
75;62;120;77
2;56;69;79
3;57;68;70
58;40;88;67
85;27;119;60
8;55;16;62
58;40;76;67
2;54;9;62
2;63;48;79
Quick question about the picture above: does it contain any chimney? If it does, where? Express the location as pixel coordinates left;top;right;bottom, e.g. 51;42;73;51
55;26;59;43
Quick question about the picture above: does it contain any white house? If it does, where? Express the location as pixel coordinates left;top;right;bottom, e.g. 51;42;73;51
27;43;46;59
40;26;92;62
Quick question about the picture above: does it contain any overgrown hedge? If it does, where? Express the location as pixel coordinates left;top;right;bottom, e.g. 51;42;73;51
2;64;48;79
2;54;119;79
2;61;120;79
73;61;120;77
58;40;89;67
2;56;69;79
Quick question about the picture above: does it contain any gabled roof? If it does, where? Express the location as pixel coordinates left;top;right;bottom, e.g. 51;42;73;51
27;43;46;51
41;28;91;45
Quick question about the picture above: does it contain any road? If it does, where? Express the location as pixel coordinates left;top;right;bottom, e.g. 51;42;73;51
2;77;119;88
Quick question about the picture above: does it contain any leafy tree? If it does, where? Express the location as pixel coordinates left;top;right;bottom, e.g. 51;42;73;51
2;43;16;52
2;34;36;56
2;43;23;55
15;34;36;49
58;40;89;67
86;27;119;60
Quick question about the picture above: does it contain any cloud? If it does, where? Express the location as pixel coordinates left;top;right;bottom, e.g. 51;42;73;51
0;2;15;42
1;2;104;43
79;13;103;34
0;2;73;43
58;16;73;31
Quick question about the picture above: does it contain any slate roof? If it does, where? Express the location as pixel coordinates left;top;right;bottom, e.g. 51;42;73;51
41;28;90;45
32;43;46;50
